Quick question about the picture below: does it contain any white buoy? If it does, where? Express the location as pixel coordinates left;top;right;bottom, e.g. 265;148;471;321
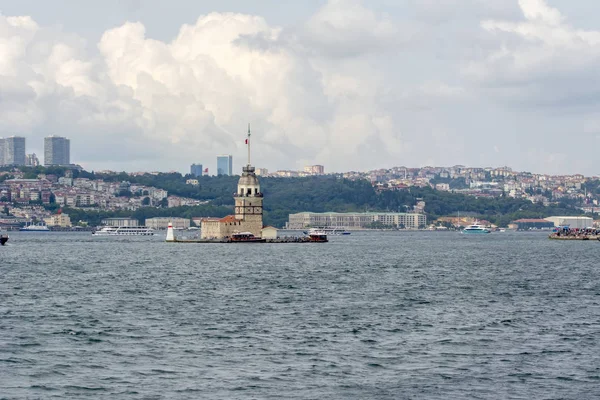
166;222;175;242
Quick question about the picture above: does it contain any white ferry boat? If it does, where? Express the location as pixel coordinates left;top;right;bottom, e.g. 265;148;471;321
92;226;155;236
303;227;350;235
20;222;51;232
462;222;491;234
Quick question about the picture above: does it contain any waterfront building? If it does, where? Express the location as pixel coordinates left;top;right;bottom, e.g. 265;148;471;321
512;219;555;230
217;155;233;176
544;216;593;229
45;213;72;227
101;217;139;227
202;128;263;238
255;168;268;176
190;163;203;177
3;136;26;166
304;165;325;175
145;217;190;230
287;212;427;230
44;136;70;166
261;226;278;239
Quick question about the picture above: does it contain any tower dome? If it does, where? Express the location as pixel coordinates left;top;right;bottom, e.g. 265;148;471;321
237;165;261;197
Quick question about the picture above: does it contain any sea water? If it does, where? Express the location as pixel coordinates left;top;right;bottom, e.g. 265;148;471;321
1;231;599;399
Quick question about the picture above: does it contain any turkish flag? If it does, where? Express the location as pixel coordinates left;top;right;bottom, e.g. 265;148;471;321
204;168;208;173
245;139;248;144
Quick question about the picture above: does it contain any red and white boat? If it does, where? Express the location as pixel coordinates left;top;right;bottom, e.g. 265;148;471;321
307;228;328;243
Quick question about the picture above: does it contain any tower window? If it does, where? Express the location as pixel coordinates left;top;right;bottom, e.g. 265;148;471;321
247;188;252;195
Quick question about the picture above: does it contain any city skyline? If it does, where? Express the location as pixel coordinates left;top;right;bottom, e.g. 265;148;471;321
1;1;600;174
0;135;73;167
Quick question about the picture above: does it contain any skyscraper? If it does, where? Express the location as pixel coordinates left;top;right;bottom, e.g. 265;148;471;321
3;136;26;166
44;136;70;166
190;163;203;177
26;153;40;167
217;155;233;176
0;138;5;166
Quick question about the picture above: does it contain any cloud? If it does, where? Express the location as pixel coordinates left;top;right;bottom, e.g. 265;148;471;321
303;0;400;58
3;0;600;176
465;0;600;108
0;1;419;173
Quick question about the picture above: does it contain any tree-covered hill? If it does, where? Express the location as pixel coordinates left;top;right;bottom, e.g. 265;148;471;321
6;167;588;227
110;173;584;227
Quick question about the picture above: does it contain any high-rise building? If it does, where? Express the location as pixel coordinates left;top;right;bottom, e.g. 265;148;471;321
190;163;203;177
26;153;40;167
3;136;26;166
44;136;70;166
0;138;5;166
217;155;233;176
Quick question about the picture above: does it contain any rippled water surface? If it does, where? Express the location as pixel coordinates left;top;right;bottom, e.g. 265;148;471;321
1;231;600;399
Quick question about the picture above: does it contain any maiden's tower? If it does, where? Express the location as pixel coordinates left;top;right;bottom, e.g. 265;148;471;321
200;125;263;239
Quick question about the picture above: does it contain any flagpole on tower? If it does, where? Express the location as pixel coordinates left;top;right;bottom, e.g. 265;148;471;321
247;123;251;166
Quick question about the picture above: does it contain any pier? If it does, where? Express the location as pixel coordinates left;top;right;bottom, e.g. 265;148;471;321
167;236;321;244
165;224;326;243
548;227;600;240
548;234;599;241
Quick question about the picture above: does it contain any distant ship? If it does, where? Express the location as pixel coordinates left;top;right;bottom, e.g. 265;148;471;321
20;222;50;232
0;229;8;245
462;222;491;234
303;227;350;235
92;227;155;236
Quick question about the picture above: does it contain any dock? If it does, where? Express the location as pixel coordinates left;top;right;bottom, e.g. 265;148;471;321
548;234;599;240
168;236;320;244
165;224;326;243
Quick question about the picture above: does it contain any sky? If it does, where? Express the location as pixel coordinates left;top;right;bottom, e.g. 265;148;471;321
1;0;600;175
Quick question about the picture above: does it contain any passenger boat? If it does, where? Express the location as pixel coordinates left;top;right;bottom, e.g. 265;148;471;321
307;228;329;242
303;227;350;235
92;226;155;236
228;232;267;243
462;222;491;234
20;222;50;232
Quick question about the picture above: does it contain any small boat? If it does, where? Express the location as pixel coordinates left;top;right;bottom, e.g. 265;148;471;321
229;232;266;243
304;227;349;235
462;221;491;234
307;228;328;242
92;226;155;236
0;229;8;245
20;222;50;232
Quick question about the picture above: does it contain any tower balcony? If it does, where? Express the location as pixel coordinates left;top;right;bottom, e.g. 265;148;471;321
234;192;264;198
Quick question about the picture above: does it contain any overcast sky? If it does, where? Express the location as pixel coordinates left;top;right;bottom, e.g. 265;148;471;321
1;0;599;175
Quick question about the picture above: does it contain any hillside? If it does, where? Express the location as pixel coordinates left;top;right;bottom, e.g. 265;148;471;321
5;166;587;228
104;173;585;228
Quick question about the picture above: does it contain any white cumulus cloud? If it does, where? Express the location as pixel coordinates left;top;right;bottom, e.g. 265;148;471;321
0;2;414;173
